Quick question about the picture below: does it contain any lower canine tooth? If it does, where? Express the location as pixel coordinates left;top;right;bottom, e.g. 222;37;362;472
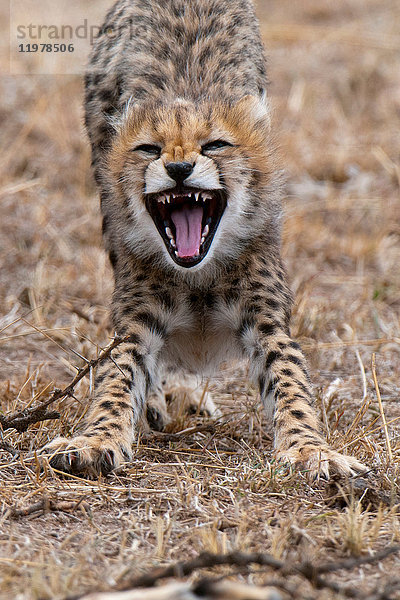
201;236;205;244
202;224;209;236
165;227;173;239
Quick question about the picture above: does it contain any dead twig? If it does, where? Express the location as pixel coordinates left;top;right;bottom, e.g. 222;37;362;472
8;497;52;518
8;496;88;519
79;580;282;600
0;334;134;433
0;410;61;434
69;546;400;600
116;546;400;591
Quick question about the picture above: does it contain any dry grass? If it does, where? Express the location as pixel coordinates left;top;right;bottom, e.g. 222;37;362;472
0;0;400;598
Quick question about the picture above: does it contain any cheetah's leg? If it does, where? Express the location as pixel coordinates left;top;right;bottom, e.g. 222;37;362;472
142;378;171;433
41;332;162;477
243;327;366;479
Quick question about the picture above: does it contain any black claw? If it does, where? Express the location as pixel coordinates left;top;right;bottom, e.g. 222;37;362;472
49;453;66;472
120;446;132;461
146;406;165;431
312;470;329;483
67;451;78;467
188;405;209;416
100;450;115;475
352;468;373;479
53;451;81;474
49;456;60;471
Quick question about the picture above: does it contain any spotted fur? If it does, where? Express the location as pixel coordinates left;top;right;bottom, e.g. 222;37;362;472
43;0;366;480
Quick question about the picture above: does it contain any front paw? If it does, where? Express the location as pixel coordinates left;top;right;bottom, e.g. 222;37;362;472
40;435;132;478
141;392;171;432
165;385;220;419
276;445;368;480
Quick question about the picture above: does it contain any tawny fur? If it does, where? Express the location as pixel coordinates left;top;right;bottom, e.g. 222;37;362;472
43;0;366;480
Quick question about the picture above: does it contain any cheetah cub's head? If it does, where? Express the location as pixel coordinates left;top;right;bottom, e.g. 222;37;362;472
108;96;279;272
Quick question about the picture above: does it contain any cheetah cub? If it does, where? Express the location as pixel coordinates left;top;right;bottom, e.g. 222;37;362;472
43;0;366;479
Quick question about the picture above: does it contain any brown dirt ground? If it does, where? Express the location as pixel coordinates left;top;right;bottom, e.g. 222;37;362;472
0;1;400;598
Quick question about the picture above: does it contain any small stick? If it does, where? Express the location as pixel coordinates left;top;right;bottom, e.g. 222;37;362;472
0;334;134;433
8;498;50;518
116;546;400;591
0;410;61;434
67;546;400;600
8;497;87;519
371;353;393;463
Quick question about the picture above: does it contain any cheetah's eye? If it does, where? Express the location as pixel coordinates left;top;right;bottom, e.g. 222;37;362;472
133;144;162;157
201;140;234;153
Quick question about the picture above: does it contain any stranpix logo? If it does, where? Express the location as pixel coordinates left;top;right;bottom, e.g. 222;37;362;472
10;0;113;74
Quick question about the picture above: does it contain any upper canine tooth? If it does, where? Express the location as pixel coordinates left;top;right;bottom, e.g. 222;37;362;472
195;192;200;201
158;196;166;204
166;195;170;203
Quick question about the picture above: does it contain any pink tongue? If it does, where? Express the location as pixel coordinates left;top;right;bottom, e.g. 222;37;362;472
171;205;203;258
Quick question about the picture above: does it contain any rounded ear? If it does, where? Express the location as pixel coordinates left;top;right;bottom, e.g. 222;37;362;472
235;93;271;127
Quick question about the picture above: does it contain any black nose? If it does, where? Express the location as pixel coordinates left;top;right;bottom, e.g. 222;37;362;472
165;161;193;184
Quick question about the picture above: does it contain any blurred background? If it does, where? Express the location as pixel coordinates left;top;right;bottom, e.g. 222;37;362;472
0;1;399;597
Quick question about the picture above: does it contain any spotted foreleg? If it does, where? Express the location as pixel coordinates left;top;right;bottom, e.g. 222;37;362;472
41;334;158;477
142;375;171;432
243;324;366;479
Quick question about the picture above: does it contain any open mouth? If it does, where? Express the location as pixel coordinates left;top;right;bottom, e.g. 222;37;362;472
145;188;226;267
